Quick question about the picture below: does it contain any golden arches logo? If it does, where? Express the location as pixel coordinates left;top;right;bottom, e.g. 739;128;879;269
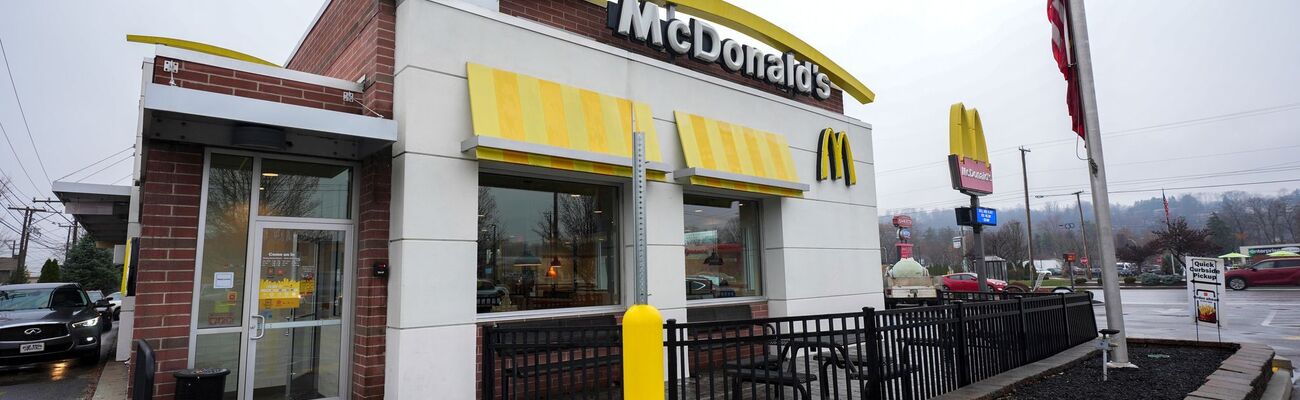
948;103;993;195
949;103;989;164
816;128;856;186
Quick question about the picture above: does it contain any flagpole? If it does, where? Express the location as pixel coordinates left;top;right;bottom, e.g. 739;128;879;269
1066;0;1134;367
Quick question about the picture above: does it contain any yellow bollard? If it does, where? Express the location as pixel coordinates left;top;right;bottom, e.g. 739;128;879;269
622;304;664;399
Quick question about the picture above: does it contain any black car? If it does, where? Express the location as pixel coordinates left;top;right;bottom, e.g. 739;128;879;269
0;283;109;365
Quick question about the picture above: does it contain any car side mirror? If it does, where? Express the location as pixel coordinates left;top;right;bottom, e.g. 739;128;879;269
96;299;111;307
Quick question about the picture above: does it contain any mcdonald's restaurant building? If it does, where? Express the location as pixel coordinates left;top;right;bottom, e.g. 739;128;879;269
104;0;883;398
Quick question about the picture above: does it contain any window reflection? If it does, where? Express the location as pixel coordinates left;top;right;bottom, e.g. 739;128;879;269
477;174;620;313
199;154;252;328
684;195;762;299
259;159;351;219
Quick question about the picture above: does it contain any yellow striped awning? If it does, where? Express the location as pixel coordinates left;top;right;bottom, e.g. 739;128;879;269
673;111;809;197
464;63;668;179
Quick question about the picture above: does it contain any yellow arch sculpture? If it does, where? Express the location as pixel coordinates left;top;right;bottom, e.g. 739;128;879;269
643;0;875;104
126;35;280;67
949;102;989;165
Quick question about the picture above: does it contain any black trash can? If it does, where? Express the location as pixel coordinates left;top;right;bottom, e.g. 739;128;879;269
172;368;230;400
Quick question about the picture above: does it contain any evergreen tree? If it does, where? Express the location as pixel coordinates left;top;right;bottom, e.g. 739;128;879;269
37;258;61;282
6;263;27;284
1205;213;1237;254
62;236;119;293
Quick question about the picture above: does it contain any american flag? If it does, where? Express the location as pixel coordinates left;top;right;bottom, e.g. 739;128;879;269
1048;0;1085;138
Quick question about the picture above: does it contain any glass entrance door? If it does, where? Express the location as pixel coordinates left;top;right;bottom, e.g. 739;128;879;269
244;224;351;400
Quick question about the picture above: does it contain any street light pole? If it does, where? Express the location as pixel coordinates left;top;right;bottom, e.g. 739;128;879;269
1072;191;1090;280
1019;147;1035;275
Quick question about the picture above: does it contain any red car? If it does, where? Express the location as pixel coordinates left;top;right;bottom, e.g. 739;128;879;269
1226;257;1300;290
940;273;1007;292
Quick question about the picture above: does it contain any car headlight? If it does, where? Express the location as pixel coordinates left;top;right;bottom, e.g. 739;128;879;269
72;316;100;328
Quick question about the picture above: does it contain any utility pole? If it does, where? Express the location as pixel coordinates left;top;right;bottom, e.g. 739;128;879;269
971;195;987;292
8;207;53;278
1019;147;1035;275
1072;191;1090;280
34;198;77;258
58;224;77;258
1067;0;1132;366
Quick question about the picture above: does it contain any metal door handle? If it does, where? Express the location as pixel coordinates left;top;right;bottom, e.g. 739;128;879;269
251;314;266;340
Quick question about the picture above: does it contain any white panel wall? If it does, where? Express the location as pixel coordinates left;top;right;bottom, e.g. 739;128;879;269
390;1;882;397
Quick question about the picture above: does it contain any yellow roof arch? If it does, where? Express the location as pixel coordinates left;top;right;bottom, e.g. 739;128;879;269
126;35;280;67
645;0;875;104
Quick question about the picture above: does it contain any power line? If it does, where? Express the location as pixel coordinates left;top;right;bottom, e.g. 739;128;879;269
0;38;51;184
0;117;42;194
878;101;1300;177
58;145;133;182
885;166;1300;213
76;153;134;183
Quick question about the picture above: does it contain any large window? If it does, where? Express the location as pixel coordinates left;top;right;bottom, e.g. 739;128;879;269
197;154;253;329
684;195;761;299
476;174;620;313
259;159;352;219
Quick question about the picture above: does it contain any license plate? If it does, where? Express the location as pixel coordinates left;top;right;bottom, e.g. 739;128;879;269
20;343;44;353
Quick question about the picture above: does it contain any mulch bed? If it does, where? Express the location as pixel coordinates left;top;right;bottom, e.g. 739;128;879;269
999;344;1234;400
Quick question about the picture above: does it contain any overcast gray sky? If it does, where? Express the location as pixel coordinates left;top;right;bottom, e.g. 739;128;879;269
1;1;1297;269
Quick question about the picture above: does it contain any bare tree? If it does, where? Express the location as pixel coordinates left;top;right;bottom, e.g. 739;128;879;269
1152;217;1217;274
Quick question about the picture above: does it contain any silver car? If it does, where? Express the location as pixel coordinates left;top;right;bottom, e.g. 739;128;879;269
0;283;107;365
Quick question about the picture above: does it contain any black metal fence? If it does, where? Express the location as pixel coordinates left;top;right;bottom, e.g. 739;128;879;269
480;293;1097;400
481;323;623;399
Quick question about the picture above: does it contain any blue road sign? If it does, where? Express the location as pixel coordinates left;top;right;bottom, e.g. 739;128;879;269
975;207;997;226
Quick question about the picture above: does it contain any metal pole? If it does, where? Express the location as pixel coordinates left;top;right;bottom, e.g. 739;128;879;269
8;207;51;278
1066;0;1132;366
971;195;988;292
632;130;648;305
1019;147;1035;277
1073;191;1090;280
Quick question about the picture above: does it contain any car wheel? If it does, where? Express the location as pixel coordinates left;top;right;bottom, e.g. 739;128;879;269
1227;277;1247;291
113;308;120;321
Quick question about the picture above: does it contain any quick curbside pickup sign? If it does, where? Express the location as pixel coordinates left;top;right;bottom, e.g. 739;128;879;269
1185;256;1224;329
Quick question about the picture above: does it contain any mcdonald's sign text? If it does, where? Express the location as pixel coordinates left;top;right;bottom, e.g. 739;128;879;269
816;128;855;186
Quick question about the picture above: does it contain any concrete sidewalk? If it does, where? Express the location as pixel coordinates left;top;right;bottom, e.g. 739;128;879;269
91;360;128;400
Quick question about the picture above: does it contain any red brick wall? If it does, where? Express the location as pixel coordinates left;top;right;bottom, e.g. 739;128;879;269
499;0;845;114
351;152;391;400
151;56;364;115
286;0;396;120
129;141;204;399
287;1;395;398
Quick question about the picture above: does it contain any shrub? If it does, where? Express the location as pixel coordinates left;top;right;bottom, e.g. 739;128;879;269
1160;274;1184;286
1138;272;1162;286
1074;277;1088;285
1123;276;1137;284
